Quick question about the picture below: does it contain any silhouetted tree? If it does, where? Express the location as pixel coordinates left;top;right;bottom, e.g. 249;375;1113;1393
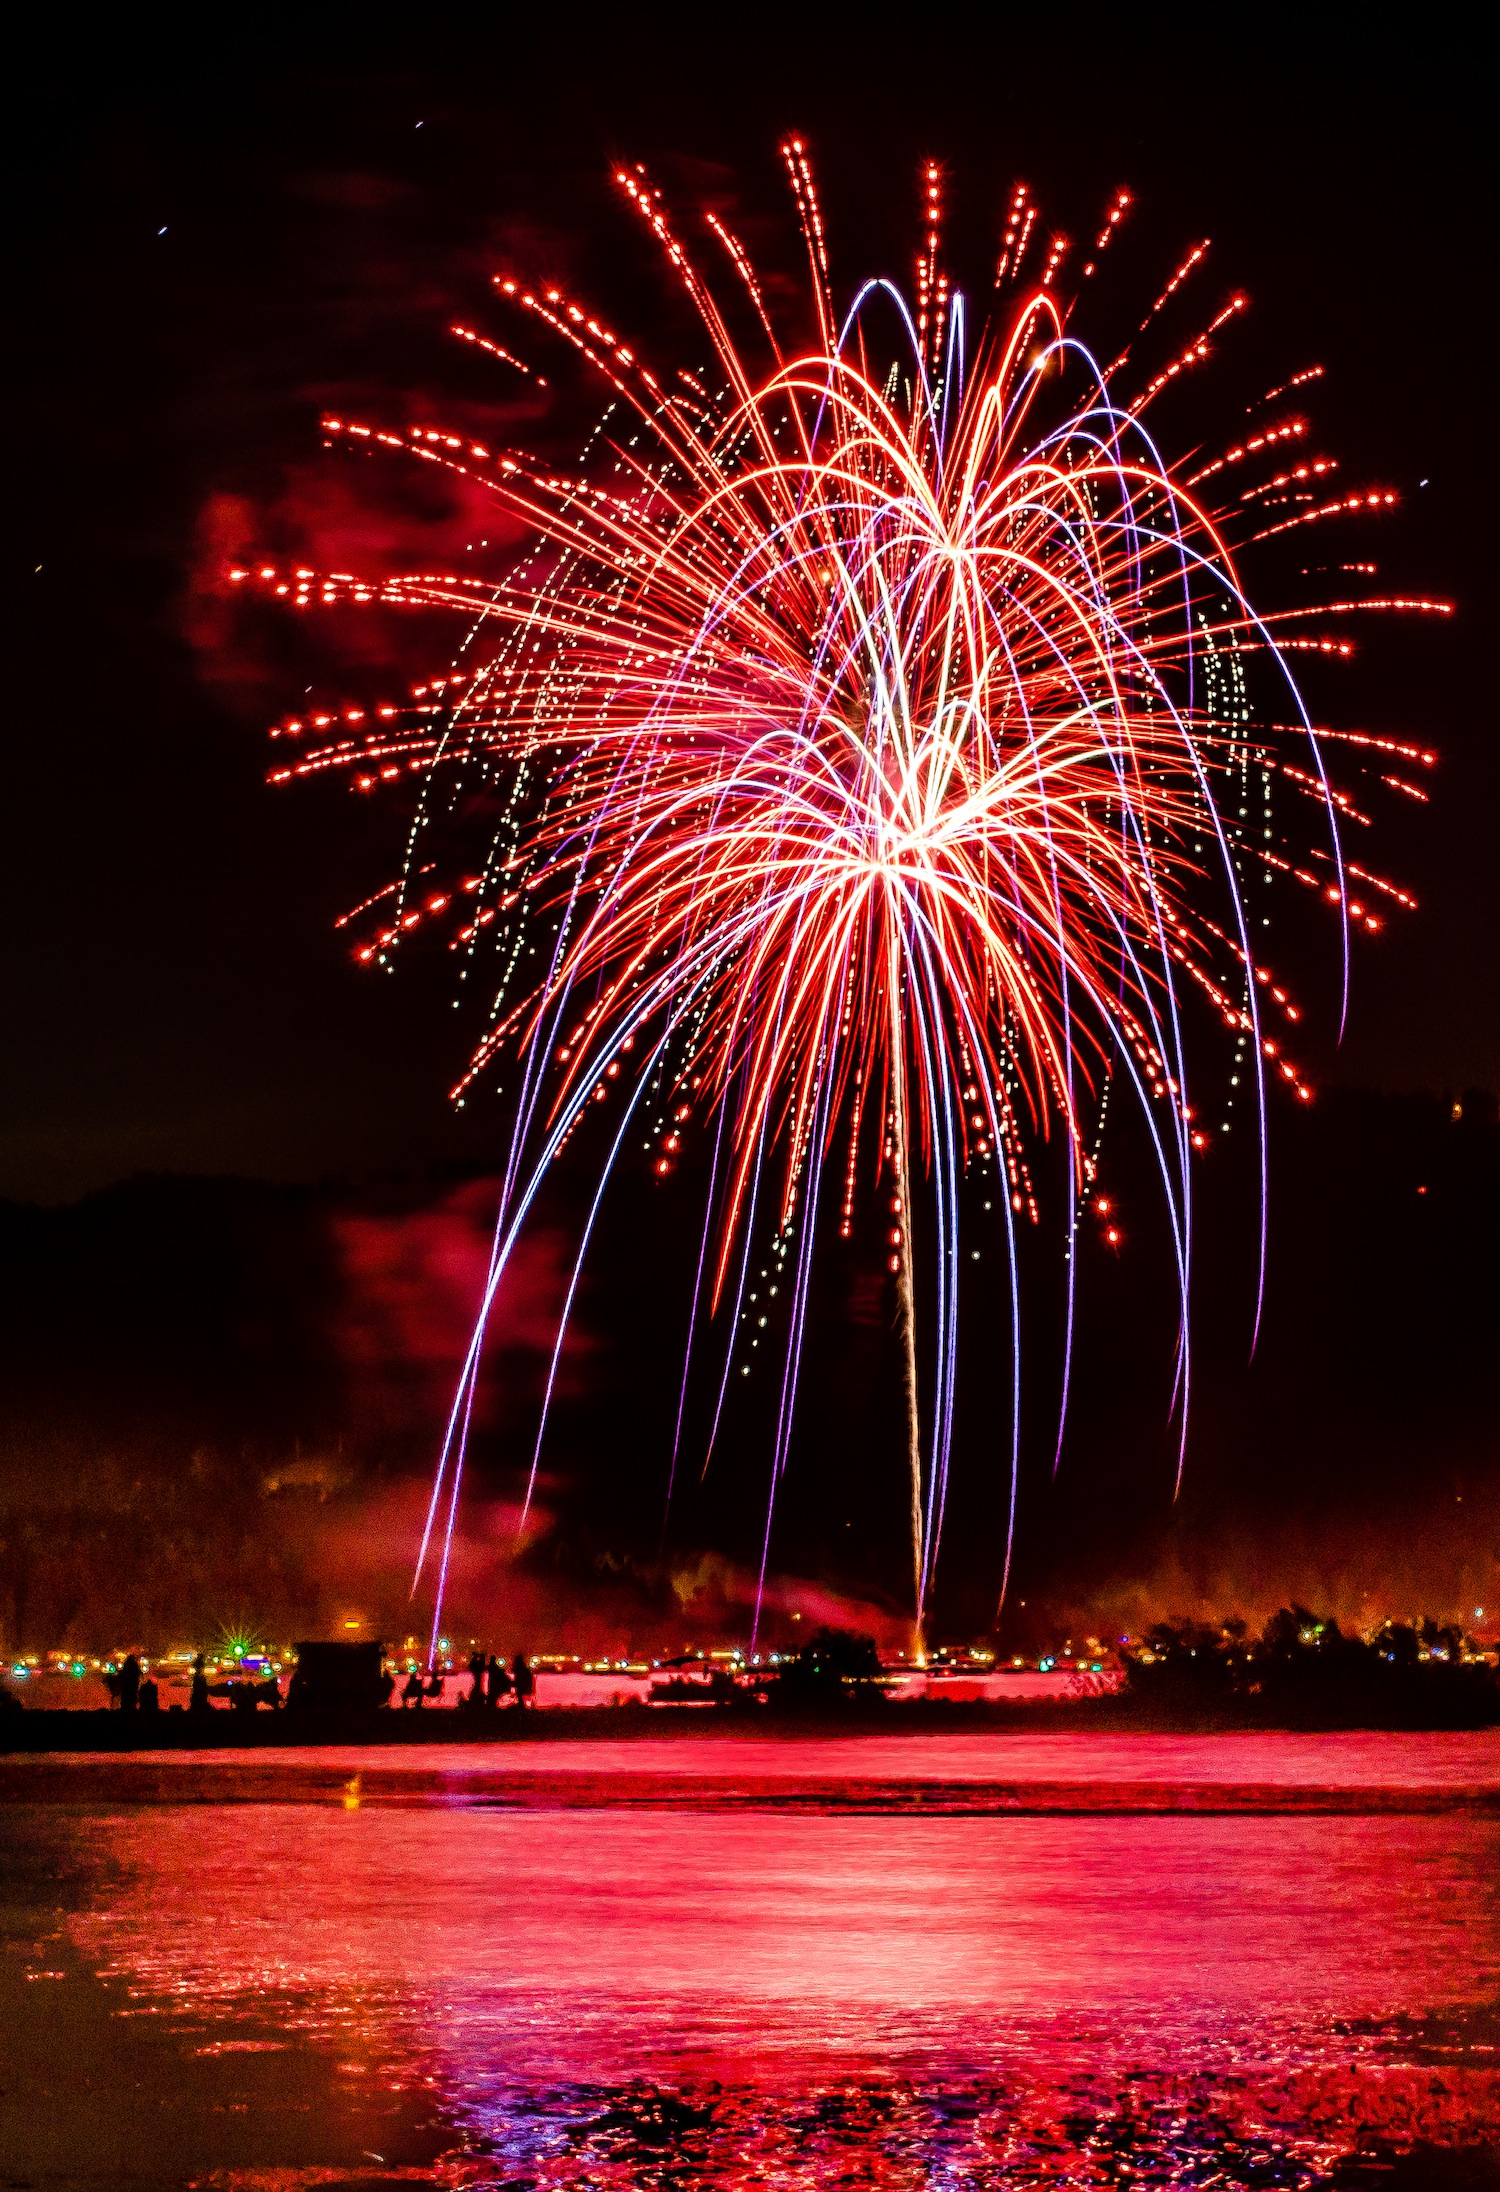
1123;1604;1498;1726
764;1626;886;1708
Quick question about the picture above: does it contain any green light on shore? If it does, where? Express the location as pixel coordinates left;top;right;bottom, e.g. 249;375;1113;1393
217;1622;263;1666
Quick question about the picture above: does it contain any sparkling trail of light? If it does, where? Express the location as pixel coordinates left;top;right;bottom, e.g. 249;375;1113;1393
241;147;1439;1655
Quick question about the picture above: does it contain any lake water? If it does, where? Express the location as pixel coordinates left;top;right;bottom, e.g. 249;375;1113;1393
3;1731;1498;2187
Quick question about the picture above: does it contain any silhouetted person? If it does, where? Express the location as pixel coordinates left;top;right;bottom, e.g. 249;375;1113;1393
423;1670;445;1704
486;1654;512;1707
466;1650;486;1709
379;1668;397;1708
401;1671;425;1710
139;1678;160;1714
256;1676;281;1712
189;1654;211;1716
117;1654;142;1714
512;1652;535;1708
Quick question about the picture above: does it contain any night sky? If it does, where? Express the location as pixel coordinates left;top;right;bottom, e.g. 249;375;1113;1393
4;17;1496;1650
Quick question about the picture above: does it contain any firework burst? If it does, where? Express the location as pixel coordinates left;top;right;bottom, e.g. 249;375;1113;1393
240;144;1442;1652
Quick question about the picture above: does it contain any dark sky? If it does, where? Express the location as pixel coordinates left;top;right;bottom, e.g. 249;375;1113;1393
2;16;1496;1649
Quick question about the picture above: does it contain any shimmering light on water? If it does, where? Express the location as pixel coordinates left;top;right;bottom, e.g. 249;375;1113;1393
3;1732;1498;2187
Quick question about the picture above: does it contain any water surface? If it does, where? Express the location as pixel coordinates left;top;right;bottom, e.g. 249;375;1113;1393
3;1731;1497;2187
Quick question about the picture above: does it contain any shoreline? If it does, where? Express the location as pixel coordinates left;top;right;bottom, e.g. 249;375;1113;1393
6;1693;1500;1752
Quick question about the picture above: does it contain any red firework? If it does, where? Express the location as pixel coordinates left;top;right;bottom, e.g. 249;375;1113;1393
236;143;1441;1649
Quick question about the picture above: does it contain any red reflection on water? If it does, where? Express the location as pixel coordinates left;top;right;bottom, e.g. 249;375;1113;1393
12;1727;1500;1819
80;1800;1500;2029
10;1738;1499;2186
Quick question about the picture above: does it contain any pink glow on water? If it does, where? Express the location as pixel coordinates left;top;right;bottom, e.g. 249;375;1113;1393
77;1804;1500;2023
12;1725;1500;1789
4;1735;1498;2185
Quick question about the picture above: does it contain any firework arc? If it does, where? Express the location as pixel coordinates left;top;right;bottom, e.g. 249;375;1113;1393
242;146;1441;1657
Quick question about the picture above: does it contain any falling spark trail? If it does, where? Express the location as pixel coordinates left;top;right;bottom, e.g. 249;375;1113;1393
246;146;1438;1652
